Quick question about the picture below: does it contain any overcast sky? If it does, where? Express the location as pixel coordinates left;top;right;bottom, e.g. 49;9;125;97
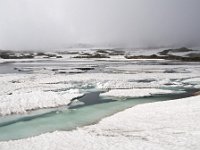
0;0;200;50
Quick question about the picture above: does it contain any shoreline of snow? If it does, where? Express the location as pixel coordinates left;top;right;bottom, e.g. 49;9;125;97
0;95;200;150
100;89;176;98
0;71;199;117
0;90;83;116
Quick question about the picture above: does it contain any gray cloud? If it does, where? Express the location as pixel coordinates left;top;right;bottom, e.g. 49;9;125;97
0;0;200;50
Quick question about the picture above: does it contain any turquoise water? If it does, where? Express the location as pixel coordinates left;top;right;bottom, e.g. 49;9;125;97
1;55;199;142
0;89;195;141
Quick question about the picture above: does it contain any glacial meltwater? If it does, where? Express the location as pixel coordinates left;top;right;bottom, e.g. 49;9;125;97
0;88;197;141
0;58;199;141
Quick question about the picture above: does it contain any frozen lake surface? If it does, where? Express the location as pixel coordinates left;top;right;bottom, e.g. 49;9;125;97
0;49;200;145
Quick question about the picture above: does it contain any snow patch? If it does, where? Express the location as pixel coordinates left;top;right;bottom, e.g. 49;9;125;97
183;77;200;85
100;89;175;98
0;90;83;116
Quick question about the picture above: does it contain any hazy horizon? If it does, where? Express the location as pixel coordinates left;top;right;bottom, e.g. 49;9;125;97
0;0;200;50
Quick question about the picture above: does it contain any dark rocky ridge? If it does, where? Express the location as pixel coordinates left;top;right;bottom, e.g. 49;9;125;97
1;47;200;61
125;47;200;62
0;51;34;59
72;49;125;58
0;50;62;59
73;53;110;58
159;47;195;55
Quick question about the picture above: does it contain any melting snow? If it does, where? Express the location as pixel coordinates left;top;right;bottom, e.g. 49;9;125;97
0;95;200;150
0;90;83;116
100;89;175;98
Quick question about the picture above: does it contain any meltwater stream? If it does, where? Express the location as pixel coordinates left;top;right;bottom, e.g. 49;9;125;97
0;89;196;141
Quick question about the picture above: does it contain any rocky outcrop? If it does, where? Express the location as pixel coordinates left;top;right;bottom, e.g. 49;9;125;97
125;47;200;62
0;51;34;59
0;51;62;59
73;53;110;58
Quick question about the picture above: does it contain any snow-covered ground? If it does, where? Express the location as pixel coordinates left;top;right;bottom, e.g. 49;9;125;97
100;89;176;98
0;49;200;149
0;95;199;150
0;68;199;116
0;90;83;116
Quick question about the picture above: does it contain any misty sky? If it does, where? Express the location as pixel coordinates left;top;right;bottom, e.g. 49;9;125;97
0;0;200;50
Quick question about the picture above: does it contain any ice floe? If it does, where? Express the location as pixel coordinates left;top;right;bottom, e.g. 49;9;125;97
0;90;83;116
183;77;200;85
100;89;175;98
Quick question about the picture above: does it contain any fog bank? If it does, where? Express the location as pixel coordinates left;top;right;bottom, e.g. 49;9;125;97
0;0;200;50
